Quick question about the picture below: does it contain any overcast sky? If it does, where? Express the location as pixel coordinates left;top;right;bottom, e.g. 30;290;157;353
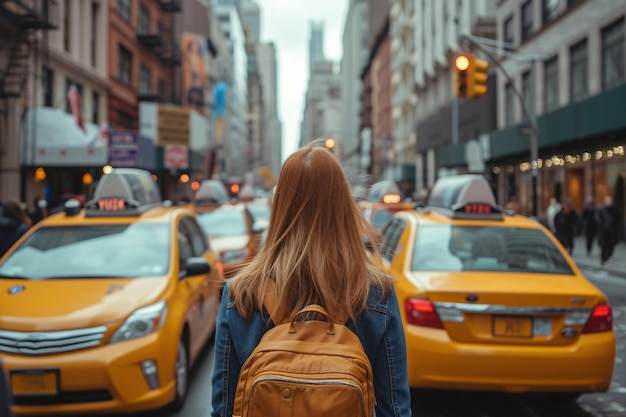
258;0;348;162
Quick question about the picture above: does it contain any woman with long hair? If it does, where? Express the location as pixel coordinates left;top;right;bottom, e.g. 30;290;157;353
211;139;411;417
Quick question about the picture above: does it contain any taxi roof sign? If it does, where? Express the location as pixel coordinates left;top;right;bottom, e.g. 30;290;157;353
86;168;162;215
427;174;495;210
368;181;402;203
194;180;229;206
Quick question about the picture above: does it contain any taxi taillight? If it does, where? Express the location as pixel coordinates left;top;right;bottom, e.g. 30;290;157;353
405;298;444;329
216;261;224;278
582;304;613;334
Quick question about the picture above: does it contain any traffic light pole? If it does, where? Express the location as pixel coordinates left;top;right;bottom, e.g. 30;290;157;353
459;33;546;218
452;96;459;144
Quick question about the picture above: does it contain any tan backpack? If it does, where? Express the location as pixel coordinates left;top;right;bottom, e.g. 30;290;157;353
231;288;375;417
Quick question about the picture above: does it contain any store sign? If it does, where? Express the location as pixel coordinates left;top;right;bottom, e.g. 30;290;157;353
108;131;138;167
164;145;188;169
157;105;190;146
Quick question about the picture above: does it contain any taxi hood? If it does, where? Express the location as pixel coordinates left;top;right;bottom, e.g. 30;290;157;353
0;278;168;331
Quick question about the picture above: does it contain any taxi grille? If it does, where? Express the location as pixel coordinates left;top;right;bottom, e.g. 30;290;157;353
0;326;107;355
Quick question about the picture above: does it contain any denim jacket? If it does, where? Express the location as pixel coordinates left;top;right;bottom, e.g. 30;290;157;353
211;281;412;417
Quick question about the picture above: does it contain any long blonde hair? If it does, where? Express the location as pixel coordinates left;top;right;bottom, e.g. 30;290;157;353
228;140;392;324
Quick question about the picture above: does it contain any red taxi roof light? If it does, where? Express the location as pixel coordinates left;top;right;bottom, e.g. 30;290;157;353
582;304;613;334
405;298;444;329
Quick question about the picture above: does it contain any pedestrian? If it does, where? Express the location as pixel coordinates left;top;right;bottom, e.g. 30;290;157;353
596;195;622;265
546;197;561;234
554;198;579;255
505;196;521;214
0;200;30;258
210;139;412;417
28;195;48;225
0;360;13;417
581;195;598;255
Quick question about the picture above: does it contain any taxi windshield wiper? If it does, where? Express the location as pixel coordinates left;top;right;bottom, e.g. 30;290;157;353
0;273;30;280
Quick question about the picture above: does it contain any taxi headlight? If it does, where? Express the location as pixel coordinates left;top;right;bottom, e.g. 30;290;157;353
109;301;168;344
221;249;248;263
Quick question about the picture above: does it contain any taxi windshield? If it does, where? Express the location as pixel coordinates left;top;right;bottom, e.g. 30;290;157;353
411;225;573;274
197;210;247;237
0;224;170;279
374;208;403;229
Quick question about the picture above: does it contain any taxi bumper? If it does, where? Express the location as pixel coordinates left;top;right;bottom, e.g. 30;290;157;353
4;331;177;415
406;326;616;393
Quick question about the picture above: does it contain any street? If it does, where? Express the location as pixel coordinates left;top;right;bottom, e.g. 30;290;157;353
119;268;626;417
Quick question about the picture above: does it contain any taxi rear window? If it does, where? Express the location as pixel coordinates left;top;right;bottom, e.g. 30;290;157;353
197;210;247;237
411;225;573;274
0;224;170;279
374;208;404;229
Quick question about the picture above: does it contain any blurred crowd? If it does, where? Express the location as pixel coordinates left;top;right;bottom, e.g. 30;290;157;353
0;193;86;258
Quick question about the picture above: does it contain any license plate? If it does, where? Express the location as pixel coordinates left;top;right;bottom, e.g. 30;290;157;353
493;316;533;337
11;370;58;395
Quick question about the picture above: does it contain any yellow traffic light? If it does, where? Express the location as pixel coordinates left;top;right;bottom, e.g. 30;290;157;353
325;137;335;150
453;53;489;99
454;54;470;98
468;56;488;99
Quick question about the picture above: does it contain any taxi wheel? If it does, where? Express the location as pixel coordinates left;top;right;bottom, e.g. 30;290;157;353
169;339;190;411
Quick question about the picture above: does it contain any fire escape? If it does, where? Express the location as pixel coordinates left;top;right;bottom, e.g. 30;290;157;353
158;0;181;104
0;0;58;99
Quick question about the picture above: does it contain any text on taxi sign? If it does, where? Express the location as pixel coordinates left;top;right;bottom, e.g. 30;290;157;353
463;203;492;214
98;198;126;211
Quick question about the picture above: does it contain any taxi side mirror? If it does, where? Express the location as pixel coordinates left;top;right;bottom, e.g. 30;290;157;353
184;257;211;278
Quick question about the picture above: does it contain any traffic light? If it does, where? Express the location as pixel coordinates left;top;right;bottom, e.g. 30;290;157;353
454;54;470;97
454;53;489;99
325;137;335;151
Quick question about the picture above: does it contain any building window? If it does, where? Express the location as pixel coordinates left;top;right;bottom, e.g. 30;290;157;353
118;45;132;85
522;70;534;118
91;1;99;67
601;17;625;91
63;0;70;51
65;79;83;114
42;66;53;107
117;0;130;21
139;65;152;96
503;15;515;47
521;0;534;42
138;4;150;35
570;39;588;101
542;0;559;26
543;56;559;112
505;82;515;126
92;91;100;124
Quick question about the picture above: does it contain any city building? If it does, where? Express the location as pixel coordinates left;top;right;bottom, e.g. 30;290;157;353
256;42;282;178
211;2;248;177
359;0;393;184
340;0;370;181
390;0;496;198
1;0;110;208
440;0;626;222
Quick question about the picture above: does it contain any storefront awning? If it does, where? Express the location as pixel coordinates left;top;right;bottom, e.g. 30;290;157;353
21;107;108;167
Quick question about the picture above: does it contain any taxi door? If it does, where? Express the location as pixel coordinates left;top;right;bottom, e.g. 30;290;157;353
177;218;213;363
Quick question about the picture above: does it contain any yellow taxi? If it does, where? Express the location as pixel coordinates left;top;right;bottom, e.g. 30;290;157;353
379;174;615;398
357;180;415;236
0;168;225;415
196;202;264;278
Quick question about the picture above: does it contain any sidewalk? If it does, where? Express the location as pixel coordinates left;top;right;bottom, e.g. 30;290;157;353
570;236;626;278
